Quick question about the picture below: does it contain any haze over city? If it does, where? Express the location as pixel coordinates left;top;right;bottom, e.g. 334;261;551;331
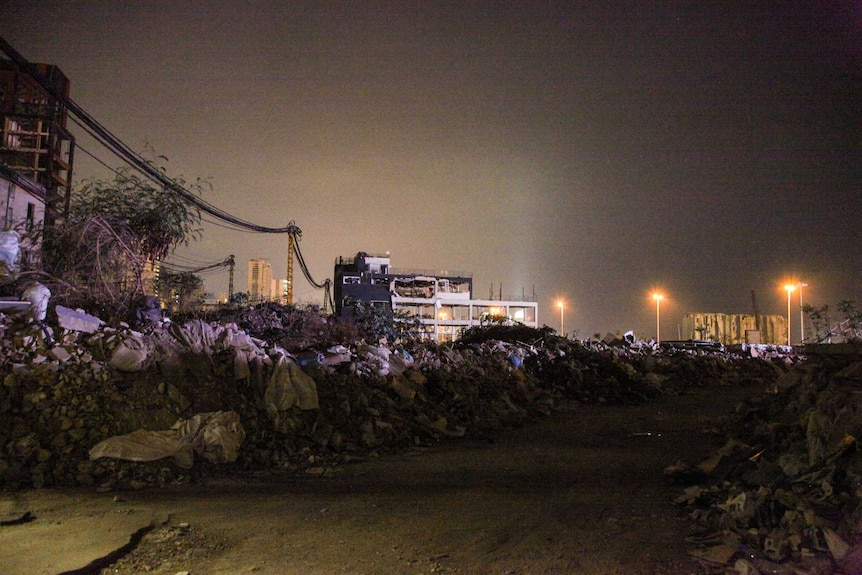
2;1;859;339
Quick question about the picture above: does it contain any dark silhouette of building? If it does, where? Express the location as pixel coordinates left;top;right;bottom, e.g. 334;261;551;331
0;60;75;225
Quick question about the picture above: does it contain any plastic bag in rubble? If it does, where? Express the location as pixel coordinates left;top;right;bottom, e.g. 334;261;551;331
21;282;50;321
89;428;194;467
170;319;218;354
109;333;149;371
89;410;245;469
0;230;19;273
264;353;319;422
173;411;246;464
131;295;162;326
388;349;414;376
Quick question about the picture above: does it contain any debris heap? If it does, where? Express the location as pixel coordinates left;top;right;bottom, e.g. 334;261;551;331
671;349;862;574
1;305;780;494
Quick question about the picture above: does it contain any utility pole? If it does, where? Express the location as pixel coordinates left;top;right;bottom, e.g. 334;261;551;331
798;282;808;343
228;255;235;302
285;221;301;305
287;233;294;304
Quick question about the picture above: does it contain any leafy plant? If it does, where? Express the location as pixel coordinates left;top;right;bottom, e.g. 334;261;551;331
37;155;203;320
230;291;250;305
157;270;205;314
802;303;830;342
346;298;422;343
804;301;862;343
837;300;862;334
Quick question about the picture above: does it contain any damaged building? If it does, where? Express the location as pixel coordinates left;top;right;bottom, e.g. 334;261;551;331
334;252;539;342
0;60;75;226
0;163;45;268
681;312;787;345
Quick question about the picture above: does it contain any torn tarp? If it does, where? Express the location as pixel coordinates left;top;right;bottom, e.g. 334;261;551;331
264;354;319;431
88;411;245;469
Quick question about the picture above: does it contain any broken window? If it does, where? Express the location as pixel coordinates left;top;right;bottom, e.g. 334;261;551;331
392;277;436;298
509;306;535;323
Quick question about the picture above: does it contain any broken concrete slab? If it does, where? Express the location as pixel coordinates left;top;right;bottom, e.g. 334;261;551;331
55;305;103;333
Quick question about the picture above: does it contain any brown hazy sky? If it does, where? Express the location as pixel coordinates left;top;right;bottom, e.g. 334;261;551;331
2;1;859;339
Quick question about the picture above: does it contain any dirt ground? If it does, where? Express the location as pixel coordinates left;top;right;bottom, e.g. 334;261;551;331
2;382;758;575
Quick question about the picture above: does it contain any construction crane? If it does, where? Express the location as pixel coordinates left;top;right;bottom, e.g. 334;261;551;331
751;290;760;332
286;222;300;305
284;221;333;312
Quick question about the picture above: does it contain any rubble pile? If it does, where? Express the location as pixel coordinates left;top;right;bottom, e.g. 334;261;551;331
671;350;862;574
0;305;782;493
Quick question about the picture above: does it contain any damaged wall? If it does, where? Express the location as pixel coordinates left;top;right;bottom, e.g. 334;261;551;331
682;312;787;345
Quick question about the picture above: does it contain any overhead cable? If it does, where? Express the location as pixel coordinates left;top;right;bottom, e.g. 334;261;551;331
0;37;295;234
0;37;331;292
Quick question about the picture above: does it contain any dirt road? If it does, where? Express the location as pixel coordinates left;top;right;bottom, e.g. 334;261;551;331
2;383;756;575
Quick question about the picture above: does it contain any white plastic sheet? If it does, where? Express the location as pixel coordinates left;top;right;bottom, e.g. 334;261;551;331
89;411;245;469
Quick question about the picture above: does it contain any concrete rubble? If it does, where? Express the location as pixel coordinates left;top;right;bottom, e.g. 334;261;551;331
1;302;860;573
668;347;862;574
0;306;770;490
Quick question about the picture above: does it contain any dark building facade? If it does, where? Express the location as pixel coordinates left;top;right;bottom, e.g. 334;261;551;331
0;60;75;224
334;252;416;318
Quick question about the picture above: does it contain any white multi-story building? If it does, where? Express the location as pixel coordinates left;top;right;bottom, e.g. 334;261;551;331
334;252;538;342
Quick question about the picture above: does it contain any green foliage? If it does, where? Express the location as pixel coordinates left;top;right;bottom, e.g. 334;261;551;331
804;300;862;342
230;291;250;304
69;160;203;262
837;300;862;332
347;298;422;343
157;270;204;314
458;323;557;346
38;155;204;320
802;303;830;341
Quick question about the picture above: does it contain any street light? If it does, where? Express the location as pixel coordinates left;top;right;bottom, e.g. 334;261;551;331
557;300;565;337
784;284;795;346
797;282;808;343
652;293;663;344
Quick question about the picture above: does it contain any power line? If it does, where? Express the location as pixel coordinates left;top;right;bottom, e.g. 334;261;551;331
0;37;292;233
0;36;331;293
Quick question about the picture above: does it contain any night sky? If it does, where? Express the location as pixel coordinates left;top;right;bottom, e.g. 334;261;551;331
2;2;859;340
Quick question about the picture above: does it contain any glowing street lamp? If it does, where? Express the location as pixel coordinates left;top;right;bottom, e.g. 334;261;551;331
652;293;663;343
797;282;808;343
557;300;565;337
784;284;795;346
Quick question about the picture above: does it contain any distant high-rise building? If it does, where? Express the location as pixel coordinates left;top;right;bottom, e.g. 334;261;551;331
248;258;273;302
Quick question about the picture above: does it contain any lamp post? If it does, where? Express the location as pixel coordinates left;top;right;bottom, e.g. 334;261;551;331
557;300;565;337
784;284;795;346
797;282;808;343
652;293;663;344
